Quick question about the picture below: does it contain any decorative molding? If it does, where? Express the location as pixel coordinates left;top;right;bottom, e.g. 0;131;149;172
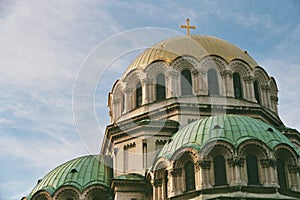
156;140;167;145
123;142;136;150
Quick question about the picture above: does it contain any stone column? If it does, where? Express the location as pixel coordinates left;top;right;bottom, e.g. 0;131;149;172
260;158;277;187
243;76;255;102
227;156;245;186
288;165;300;191
153;178;162;200
261;85;271;108
166;70;179;98
122;88;132;113
169;168;182;197
192;70;200;95
141;78;154;104
197;160;212;189
112;98;120;120
221;70;233;97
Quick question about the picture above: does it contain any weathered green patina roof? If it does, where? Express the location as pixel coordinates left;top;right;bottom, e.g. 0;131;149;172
157;115;300;160
28;155;112;199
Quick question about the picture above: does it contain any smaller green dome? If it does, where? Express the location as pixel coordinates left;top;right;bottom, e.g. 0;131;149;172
29;155;112;198
157;115;300;160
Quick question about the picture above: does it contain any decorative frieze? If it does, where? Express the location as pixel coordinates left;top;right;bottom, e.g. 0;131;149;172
155;140;167;145
123;142;136;150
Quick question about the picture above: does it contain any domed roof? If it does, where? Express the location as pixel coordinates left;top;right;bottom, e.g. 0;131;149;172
124;35;258;76
157;115;300;160
29;155;112;198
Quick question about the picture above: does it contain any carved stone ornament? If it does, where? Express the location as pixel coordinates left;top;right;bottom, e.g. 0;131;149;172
197;160;211;169
260;158;277;168
227;156;245;167
154;178;162;187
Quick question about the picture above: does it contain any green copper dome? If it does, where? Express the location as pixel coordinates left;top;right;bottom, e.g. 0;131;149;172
157;115;300;160
29;155;112;198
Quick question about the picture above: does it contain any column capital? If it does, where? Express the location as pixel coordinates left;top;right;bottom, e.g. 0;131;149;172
288;165;300;173
166;70;179;79
123;87;132;94
220;70;233;78
170;168;182;176
243;76;255;83
197;160;211;169
261;84;271;91
227;156;245;167
141;78;154;84
153;178;162;187
260;158;277;168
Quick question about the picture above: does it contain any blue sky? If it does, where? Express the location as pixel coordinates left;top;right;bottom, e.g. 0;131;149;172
0;0;299;199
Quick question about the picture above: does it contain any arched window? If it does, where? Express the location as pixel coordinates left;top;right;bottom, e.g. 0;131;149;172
233;73;243;99
246;154;260;185
164;170;168;199
135;81;142;108
181;69;193;96
254;80;260;104
156;73;166;101
213;155;227;186
277;159;287;188
185;161;195;191
207;69;219;95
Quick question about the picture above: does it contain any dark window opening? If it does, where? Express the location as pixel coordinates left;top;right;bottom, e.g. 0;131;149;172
185;161;195;191
233;73;243;99
254;80;260;104
277;159;287;188
181;69;193;96
136;82;142;108
207;69;219;95
246;154;260;185
164;170;168;199
156;73;166;101
214;155;227;186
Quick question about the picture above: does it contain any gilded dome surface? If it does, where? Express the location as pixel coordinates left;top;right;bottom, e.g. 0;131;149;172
157;115;300;160
124;35;258;76
29;155;112;198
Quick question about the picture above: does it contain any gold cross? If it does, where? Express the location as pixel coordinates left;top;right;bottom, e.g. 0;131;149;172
180;18;196;36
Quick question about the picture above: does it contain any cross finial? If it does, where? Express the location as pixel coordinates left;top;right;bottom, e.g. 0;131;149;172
180;18;196;36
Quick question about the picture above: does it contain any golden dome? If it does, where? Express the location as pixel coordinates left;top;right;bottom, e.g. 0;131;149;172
124;35;258;75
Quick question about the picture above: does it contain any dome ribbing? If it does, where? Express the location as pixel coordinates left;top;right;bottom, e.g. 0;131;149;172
157;115;300;160
29;155;112;198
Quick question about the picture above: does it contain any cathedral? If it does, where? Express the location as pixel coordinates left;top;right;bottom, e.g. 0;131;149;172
24;20;300;200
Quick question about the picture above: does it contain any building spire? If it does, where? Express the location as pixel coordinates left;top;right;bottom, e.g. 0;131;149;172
180;18;196;36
